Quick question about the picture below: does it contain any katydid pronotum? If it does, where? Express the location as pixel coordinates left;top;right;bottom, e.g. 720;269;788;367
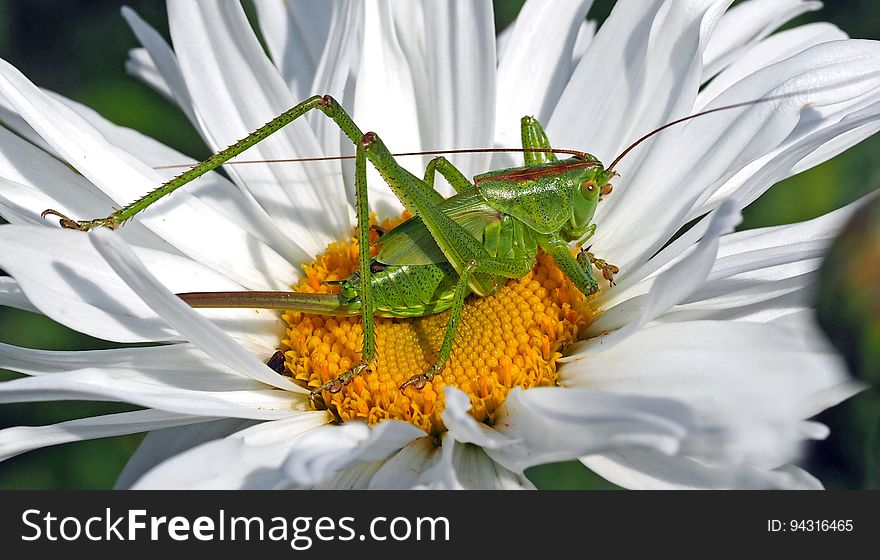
40;93;792;404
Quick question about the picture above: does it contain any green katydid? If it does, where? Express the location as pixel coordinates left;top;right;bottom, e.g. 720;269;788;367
39;94;791;402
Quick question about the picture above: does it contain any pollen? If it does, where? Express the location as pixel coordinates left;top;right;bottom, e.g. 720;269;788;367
282;215;595;435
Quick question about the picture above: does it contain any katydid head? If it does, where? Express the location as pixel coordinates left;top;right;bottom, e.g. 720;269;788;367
562;156;615;241
474;155;611;237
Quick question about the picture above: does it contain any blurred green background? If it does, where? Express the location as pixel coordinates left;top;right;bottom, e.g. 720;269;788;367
0;0;878;490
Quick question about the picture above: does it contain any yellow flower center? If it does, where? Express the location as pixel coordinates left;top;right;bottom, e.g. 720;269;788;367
282;216;594;434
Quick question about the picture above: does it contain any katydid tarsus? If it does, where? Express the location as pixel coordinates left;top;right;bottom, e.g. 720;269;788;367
39;93;797;403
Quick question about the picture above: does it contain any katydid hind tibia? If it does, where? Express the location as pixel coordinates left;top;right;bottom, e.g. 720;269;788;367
38;93;790;401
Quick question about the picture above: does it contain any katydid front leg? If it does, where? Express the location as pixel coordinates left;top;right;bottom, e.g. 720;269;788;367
541;235;600;296
578;249;620;286
309;141;375;403
567;224;619;285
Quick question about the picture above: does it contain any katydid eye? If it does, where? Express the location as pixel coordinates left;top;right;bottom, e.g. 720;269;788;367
581;180;598;196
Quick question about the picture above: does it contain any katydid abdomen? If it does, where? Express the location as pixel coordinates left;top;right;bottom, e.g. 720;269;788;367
178;261;459;317
360;262;459;318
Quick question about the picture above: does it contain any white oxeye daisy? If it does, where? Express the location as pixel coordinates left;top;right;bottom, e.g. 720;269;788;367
0;0;878;490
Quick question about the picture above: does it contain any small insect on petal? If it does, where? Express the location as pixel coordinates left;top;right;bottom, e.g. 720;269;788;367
266;350;287;374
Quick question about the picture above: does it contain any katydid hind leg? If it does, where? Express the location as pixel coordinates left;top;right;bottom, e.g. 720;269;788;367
424;156;472;194
43;94;445;231
362;131;537;296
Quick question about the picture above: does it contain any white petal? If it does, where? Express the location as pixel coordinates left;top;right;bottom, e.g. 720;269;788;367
0;124;166;251
89;229;304;393
412;431;534;490
566;320;848;409
441;386;520;450
698;23;849;107
656;272;816;324
0;56;296;290
51;89;306;266
0;409;208;462
582;450;822;489
47;92;240;240
125;48;175;104
115;418;257;489
0;343;307;420
0;123;107;213
253;0;335;99
0;100;56;156
0;178;42;226
309;1;363;162
579;201;740;350
0;226;176;342
701;0;822;81
594;40;880;272
691;59;880;219
121;7;197;124
447;443;535;490
604;217;841;329
0;176;91;229
708;103;880;215
788;111;880;176
0;342;259;384
486;387;698;473
562;319;858;467
362;437;439;490
603;184;864;312
496;14;515;62
0;367;300;420
494;0;592;160
130;414;329;489
420;0;496;181
571;20;597;66
282;420;426;486
411;432;461;489
655;203;862;323
121;24;333;256
0;225;284;353
353;0;422;218
0;275;37;313
168;1;350;255
549;0;726;164
311;461;385;490
354;1;494;201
